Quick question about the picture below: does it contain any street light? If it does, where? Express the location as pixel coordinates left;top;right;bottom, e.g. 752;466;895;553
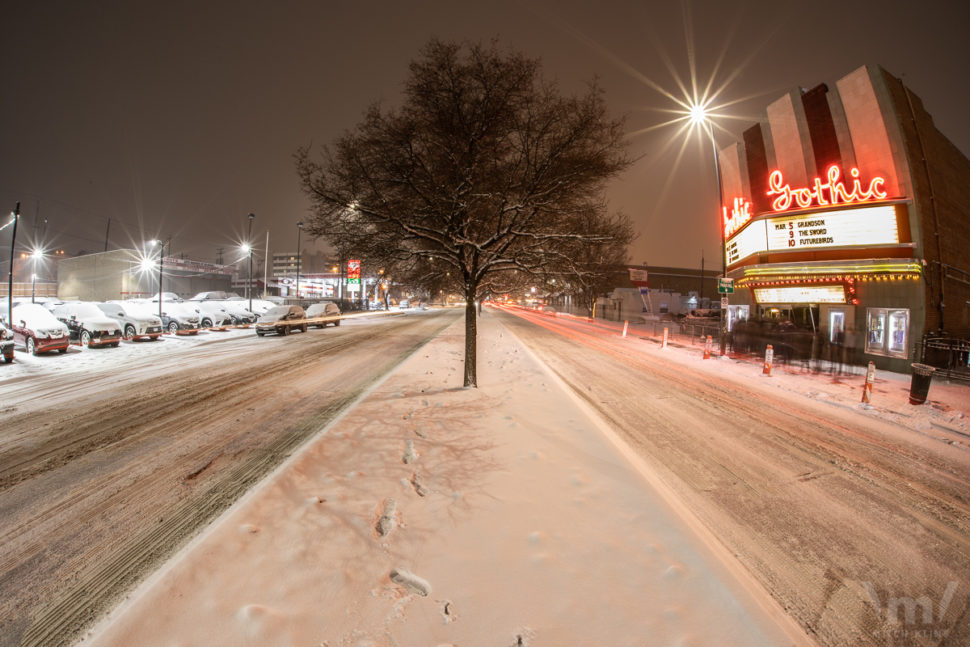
246;213;255;311
295;221;303;301
5;203;20;322
689;102;728;355
149;239;164;321
30;248;44;303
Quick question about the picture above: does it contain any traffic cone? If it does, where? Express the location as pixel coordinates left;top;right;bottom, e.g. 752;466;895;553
861;361;875;404
763;344;773;376
703;335;712;359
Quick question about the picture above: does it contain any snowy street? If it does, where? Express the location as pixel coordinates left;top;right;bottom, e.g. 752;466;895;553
494;305;970;646
3;304;968;646
0;310;459;647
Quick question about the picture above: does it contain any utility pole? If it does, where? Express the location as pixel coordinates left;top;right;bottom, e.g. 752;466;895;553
6;203;20;322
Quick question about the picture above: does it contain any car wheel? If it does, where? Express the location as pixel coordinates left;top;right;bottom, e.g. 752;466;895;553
302;324;308;333
111;342;120;347
81;330;91;347
334;320;340;327
168;321;179;333
58;347;67;353
201;318;212;328
257;330;265;337
280;326;289;336
124;324;136;340
26;336;36;355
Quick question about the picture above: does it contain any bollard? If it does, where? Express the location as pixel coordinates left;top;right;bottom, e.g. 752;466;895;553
622;320;629;338
661;326;669;349
763;344;773;376
703;335;712;359
861;361;875;405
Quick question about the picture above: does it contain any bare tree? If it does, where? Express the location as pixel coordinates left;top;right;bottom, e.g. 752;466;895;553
296;39;632;387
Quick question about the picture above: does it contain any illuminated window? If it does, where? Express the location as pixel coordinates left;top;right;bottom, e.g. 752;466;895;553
865;308;909;359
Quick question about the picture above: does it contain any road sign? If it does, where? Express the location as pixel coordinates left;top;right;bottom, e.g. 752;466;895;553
721;296;729;309
717;277;734;294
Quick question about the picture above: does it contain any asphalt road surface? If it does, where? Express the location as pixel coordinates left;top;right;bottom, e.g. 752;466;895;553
0;309;460;647
494;306;970;647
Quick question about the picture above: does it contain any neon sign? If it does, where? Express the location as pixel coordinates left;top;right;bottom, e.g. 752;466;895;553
767;165;888;212
722;197;752;238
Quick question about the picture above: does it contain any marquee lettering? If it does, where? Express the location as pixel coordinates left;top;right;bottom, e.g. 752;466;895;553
722;197;752;238
767;165;887;212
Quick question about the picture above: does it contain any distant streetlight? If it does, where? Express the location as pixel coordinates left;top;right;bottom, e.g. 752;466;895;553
295;221;303;301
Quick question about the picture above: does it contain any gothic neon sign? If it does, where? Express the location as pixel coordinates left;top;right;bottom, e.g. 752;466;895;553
722;197;752;238
767;165;888;212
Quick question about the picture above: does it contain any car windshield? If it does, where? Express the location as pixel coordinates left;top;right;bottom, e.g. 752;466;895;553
264;306;291;318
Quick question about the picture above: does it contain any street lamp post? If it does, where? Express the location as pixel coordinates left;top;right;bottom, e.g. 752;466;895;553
247;213;255;312
707;120;728;356
690;105;728;356
30;248;43;303
295;221;303;301
6;202;20;322
149;239;165;321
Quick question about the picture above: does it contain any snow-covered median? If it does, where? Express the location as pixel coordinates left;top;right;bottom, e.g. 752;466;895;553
82;315;810;646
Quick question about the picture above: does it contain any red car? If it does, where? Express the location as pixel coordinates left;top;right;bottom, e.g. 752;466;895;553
5;303;70;355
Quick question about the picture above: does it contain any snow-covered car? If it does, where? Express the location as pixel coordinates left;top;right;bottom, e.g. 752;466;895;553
0;320;14;363
1;302;70;355
220;301;257;325
188;293;258;324
228;297;275;316
185;301;232;328
131;299;201;334
255;305;307;336
52;302;123;348
97;302;164;340
305;302;341;327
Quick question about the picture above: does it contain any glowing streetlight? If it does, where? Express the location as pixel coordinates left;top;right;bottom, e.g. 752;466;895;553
686;100;728;355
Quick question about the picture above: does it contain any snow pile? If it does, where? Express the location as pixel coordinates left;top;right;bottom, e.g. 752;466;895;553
82;316;808;646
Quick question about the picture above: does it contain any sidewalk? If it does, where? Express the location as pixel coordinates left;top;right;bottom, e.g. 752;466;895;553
554;311;969;438
83;314;809;647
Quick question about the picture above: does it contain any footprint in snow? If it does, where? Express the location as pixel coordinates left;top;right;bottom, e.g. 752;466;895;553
389;568;431;596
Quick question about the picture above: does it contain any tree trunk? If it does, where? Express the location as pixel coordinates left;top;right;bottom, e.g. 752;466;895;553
463;285;477;388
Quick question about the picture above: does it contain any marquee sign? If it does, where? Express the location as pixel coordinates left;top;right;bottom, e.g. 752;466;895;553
753;285;847;304
725;204;900;266
767;165;888;212
723;197;753;238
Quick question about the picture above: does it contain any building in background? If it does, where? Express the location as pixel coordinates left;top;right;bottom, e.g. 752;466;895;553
717;64;970;372
57;250;236;301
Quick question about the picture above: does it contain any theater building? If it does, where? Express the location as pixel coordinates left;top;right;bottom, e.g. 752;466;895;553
717;64;970;372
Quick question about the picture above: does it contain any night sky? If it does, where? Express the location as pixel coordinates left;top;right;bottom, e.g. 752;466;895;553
2;0;968;271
